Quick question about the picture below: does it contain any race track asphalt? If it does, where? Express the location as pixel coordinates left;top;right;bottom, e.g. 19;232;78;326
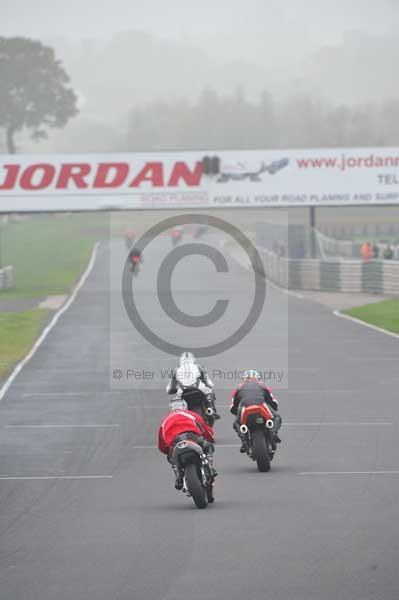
0;233;398;600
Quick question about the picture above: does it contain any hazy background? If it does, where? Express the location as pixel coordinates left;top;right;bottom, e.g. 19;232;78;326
1;0;399;152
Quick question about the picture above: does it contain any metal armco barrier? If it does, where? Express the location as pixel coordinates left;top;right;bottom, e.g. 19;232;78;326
257;248;399;295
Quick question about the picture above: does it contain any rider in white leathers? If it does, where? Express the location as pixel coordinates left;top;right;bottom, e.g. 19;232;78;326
166;352;220;419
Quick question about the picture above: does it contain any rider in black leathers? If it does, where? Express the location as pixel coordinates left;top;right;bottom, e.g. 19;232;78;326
230;369;282;453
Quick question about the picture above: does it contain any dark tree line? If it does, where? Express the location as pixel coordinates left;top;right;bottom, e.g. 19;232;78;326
2;35;399;154
124;87;399;151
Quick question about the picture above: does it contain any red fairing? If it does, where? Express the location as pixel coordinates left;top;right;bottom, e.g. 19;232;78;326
158;409;214;454
240;403;274;425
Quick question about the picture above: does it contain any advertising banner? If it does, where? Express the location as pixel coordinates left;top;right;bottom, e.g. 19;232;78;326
1;148;399;211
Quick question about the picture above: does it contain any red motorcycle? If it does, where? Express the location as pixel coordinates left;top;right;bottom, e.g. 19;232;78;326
171;436;215;509
239;403;275;472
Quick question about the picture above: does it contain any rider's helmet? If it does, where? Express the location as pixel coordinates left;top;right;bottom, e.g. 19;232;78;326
169;398;188;412
243;369;262;381
179;352;196;366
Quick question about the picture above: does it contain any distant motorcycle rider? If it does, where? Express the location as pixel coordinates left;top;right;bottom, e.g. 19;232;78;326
128;246;142;271
128;246;141;258
230;369;282;453
158;399;216;490
166;352;220;419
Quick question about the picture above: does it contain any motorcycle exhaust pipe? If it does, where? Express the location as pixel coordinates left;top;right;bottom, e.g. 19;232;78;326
266;419;274;429
206;407;214;416
240;424;248;435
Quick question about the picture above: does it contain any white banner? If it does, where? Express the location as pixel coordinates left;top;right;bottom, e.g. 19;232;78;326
1;148;399;211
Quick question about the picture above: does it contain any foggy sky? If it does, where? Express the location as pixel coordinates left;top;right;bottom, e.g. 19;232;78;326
2;0;399;153
1;0;398;61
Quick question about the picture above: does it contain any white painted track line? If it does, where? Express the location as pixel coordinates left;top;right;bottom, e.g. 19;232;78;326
21;392;94;397
348;357;399;362
283;422;393;426
5;424;120;429
21;391;127;397
278;390;356;394
300;471;399;476
0;475;113;480
0;243;100;402
334;309;399;339
224;236;397;339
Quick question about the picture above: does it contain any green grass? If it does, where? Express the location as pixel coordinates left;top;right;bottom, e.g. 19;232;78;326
0;213;108;378
0;309;49;377
0;213;107;298
344;299;399;334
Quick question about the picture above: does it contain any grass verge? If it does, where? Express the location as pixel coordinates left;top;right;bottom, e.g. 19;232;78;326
0;213;107;380
0;213;107;298
0;309;49;378
343;299;399;335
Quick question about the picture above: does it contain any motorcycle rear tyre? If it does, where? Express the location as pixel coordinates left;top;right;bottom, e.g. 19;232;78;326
185;463;208;509
252;429;271;473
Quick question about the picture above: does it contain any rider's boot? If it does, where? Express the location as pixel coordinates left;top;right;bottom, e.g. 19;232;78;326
232;421;247;452
208;456;218;478
172;464;184;490
239;434;248;453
